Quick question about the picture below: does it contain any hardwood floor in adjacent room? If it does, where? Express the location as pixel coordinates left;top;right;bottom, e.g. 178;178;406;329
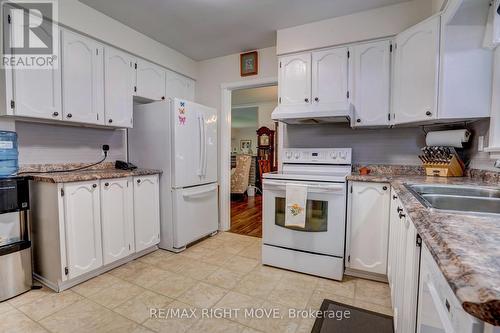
230;195;262;238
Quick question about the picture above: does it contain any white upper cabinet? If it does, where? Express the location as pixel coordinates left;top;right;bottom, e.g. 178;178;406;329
165;71;195;100
104;47;136;128
278;53;311;106
393;16;440;124
348;181;390;275
133;175;160;252
100;178;134;265
311;47;349;110
136;60;166;101
61;30;104;125
10;64;62;121
63;181;103;279
350;40;391;127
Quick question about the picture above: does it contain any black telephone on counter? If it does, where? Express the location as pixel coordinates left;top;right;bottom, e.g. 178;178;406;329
115;160;138;170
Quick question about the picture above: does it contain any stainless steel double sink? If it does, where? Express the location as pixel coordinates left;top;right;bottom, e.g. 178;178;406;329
405;184;500;215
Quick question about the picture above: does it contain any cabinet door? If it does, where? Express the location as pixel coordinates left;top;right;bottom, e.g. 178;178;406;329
11;63;61;121
61;30;104;125
387;190;400;292
393;206;409;332
351;41;391;127
165;71;195;100
278;53;311;106
133;175;160;252
136;59;166;101
63;181;102;279
100;178;134;265
312;47;349;110
401;221;421;333
349;182;390;275
104;47;135;128
393;16;440;124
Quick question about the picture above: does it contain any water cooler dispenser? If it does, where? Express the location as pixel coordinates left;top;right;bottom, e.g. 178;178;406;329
0;176;32;301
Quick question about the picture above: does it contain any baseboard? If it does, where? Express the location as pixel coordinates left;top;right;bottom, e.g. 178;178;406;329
345;268;388;283
34;245;158;292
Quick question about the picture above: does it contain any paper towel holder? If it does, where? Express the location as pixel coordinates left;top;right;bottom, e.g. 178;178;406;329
421;121;472;135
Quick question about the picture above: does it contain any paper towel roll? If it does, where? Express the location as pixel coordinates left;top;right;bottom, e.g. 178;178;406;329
425;129;471;148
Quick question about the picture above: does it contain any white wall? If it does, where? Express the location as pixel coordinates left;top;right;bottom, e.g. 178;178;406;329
59;0;197;78
285;123;427;165
231;128;258;155
195;46;278;111
276;0;433;55
16;122;126;164
257;102;277;129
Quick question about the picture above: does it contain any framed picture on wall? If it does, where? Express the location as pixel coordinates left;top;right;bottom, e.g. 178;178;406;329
240;51;258;76
240;140;252;153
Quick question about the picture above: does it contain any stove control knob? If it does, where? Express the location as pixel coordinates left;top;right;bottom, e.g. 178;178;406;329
294;152;301;159
285;151;292;159
330;152;338;159
340;152;347;160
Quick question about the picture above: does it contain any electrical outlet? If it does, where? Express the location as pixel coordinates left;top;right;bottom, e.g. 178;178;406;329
102;144;110;157
478;136;484;152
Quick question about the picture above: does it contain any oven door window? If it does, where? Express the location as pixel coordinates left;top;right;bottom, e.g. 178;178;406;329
274;197;328;232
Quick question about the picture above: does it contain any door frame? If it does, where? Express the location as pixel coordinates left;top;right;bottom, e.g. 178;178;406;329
219;77;279;232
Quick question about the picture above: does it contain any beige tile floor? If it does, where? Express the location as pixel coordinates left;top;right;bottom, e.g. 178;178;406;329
0;232;392;333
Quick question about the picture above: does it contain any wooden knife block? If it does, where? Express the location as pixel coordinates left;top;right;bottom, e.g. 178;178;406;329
423;155;464;177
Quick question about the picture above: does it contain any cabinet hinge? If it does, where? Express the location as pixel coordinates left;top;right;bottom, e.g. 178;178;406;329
390;44;393;53
7;14;11;24
347;255;350;263
279;62;281;68
416;234;422;247
10;100;15;109
60;188;64;197
346;91;350;99
279;97;281;104
350;186;353;193
134;63;137;70
64;267;69;275
347;50;350;58
96;114;99;120
96;48;99;55
129;244;131;250
388;113;391;121
134;86;137;93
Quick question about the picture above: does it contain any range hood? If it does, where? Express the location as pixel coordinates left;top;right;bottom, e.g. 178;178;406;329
271;104;353;125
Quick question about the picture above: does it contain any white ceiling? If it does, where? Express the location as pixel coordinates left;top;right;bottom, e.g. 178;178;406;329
79;0;409;61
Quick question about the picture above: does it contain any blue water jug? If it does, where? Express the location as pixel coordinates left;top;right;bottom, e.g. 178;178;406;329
0;131;19;177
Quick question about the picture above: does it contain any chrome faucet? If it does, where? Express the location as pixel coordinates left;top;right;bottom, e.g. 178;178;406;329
495;160;500;169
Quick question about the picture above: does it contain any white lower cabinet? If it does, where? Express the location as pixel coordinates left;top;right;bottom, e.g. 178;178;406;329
388;193;421;333
133;175;160;252
100;178;134;265
63;181;103;280
347;181;390;276
31;175;160;291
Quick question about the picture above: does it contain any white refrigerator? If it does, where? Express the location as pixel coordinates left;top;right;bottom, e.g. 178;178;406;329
128;98;218;252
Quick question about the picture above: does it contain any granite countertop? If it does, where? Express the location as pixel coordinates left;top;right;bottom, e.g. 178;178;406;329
347;173;500;325
23;164;161;183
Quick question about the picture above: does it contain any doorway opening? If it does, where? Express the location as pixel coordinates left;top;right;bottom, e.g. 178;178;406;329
228;85;278;238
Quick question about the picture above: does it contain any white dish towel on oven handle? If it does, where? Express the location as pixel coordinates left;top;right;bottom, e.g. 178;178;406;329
285;184;307;229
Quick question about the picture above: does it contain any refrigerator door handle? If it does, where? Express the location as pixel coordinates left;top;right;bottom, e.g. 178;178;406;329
182;186;217;198
197;114;203;176
202;114;208;177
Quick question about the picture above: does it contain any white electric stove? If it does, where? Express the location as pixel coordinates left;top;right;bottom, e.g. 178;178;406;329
262;148;352;280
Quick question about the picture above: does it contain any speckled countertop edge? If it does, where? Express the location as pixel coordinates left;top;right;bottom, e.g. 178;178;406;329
26;168;162;183
347;173;500;325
